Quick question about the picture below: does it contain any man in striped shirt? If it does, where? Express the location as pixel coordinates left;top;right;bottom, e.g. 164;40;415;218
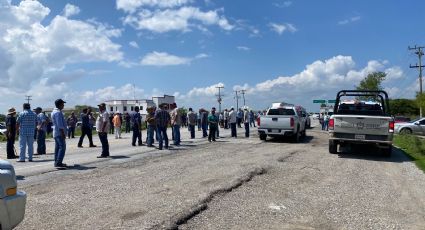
155;104;170;150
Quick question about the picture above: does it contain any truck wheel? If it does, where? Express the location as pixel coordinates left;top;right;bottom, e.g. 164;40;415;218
301;129;306;139
383;145;392;157
259;134;267;141
329;140;337;154
400;128;412;135
292;131;300;143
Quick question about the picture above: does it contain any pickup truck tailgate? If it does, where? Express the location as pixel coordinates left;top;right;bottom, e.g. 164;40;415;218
260;116;292;129
333;115;392;135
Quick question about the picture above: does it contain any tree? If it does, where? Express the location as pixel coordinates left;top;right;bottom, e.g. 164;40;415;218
389;98;419;117
356;72;387;101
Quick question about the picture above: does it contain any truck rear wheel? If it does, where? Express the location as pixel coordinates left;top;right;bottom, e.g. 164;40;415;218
259;133;267;141
292;131;300;143
329;140;337;154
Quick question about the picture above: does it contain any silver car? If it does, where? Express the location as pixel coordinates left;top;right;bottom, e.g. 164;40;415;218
394;118;425;135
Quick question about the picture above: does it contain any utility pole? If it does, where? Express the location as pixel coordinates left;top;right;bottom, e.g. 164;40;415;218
25;95;32;105
215;86;224;114
239;89;246;107
409;45;425;117
234;90;239;111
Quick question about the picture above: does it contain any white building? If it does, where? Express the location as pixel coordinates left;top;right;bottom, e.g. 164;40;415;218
104;95;175;117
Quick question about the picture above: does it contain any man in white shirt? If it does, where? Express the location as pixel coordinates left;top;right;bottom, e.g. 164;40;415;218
96;103;110;158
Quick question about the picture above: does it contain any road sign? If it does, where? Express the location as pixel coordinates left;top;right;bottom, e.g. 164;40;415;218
313;100;326;103
328;100;336;103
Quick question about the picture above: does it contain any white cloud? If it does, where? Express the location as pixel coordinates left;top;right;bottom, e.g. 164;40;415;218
121;6;234;33
116;0;192;13
63;4;80;18
141;51;190;66
269;22;297;35
129;41;139;48
0;0;123;90
273;1;292;8
338;16;361;25
237;46;250;51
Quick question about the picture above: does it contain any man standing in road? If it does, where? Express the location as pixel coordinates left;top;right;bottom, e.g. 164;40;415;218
200;109;209;138
35;107;47;155
96;103;110;158
131;106;143;146
51;99;67;167
78;108;96;148
229;107;237;138
113;111;122;139
170;103;181;146
67;112;77;139
243;107;250;138
208;107;219;142
5;108;18;159
187;108;197;139
224;109;229;129
146;106;156;147
155;104;170;150
124;112;131;133
16;103;37;162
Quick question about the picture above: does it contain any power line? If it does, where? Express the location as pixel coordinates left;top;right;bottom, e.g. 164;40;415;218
215;86;224;113
409;45;425;117
25;95;32;104
239;89;246;107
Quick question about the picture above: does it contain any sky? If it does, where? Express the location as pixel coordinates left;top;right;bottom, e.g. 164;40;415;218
0;0;424;113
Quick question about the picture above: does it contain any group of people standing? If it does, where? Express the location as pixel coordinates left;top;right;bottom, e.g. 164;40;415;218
4;101;259;168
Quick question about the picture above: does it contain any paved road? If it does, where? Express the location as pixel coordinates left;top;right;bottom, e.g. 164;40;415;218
5;121;425;230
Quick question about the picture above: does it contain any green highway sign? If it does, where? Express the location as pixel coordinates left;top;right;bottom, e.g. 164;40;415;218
313;100;326;103
328;100;336;103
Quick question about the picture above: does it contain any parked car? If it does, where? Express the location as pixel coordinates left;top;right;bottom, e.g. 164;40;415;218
328;90;394;156
0;159;27;229
257;102;307;142
0;123;6;135
395;118;425;135
311;113;320;120
394;116;411;123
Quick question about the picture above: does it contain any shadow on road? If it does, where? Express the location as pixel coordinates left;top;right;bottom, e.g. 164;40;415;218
265;135;313;144
109;155;130;159
337;145;412;163
67;164;97;170
16;175;25;181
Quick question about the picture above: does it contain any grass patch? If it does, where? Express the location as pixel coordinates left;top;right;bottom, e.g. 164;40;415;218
393;134;425;173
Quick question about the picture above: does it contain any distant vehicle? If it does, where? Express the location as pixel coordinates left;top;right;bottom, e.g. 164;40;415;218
258;103;307;142
328;90;394;156
0;159;27;229
311;113;320;120
305;113;311;128
0;123;6;136
395;118;425;135
394;116;411;123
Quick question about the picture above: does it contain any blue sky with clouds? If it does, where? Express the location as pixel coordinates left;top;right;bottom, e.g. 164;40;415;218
0;0;424;112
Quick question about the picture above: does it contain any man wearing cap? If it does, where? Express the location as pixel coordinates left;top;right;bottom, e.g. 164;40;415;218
96;103;110;158
78;108;96;148
52;99;67;167
187;108;197;139
16;103;37;162
5;108;18;159
208;107;219;142
35;107;47;155
170;103;181;146
112;111;122;139
229;107;237;138
67;111;78;139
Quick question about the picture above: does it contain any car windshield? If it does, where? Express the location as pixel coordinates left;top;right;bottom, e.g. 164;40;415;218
267;108;295;116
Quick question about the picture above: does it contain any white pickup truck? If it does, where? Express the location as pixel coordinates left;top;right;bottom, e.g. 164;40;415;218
0;160;26;230
258;103;307;142
328;90;394;156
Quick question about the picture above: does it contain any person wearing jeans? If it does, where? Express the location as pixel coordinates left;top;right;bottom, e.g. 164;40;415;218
16;103;37;162
146;107;156;147
229;107;237;138
96;103;110;158
187;108;196;139
170;103;181;146
155;104;170;150
52;99;67;167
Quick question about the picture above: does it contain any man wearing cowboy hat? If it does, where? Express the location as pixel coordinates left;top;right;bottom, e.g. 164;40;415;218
5;107;18;159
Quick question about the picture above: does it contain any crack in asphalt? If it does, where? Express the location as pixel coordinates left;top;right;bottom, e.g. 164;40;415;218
277;151;298;162
150;167;267;230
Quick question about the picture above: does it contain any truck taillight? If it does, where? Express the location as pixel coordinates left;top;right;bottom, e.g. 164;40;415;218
257;117;260;126
389;121;394;133
329;118;334;130
290;117;294;128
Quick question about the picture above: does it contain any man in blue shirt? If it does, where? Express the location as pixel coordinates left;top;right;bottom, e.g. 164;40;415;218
155;104;171;150
131;106;143;146
78;108;96;148
35;107;47;155
51;99;67;167
16;103;37;162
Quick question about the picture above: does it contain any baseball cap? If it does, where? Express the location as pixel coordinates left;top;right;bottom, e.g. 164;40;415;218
55;99;66;104
97;103;106;107
35;107;42;111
